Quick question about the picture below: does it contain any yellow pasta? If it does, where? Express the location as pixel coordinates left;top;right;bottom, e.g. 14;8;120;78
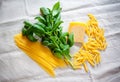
83;63;88;72
72;14;107;72
88;59;95;67
14;33;66;77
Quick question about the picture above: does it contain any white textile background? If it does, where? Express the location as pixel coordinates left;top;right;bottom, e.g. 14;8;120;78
0;0;120;82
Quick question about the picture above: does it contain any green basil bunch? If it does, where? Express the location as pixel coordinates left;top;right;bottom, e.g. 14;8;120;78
22;2;74;63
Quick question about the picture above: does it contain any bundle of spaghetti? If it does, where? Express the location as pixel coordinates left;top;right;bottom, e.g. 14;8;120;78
72;14;107;72
14;33;66;77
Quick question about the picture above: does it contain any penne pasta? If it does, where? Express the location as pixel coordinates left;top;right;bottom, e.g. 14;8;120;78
72;14;107;72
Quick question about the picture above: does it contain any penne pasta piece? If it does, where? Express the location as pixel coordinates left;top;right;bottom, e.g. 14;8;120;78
83;63;88;72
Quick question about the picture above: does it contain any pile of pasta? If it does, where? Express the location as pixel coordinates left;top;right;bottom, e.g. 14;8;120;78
14;33;66;77
72;14;107;72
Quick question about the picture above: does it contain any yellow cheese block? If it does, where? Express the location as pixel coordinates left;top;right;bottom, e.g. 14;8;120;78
68;22;86;43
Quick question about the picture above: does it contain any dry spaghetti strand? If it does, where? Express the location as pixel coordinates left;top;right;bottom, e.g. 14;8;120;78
14;33;66;77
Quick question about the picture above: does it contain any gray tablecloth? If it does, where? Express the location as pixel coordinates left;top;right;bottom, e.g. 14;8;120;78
0;0;120;82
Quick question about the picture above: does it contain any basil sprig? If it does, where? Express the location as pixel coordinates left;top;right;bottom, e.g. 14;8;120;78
22;2;74;65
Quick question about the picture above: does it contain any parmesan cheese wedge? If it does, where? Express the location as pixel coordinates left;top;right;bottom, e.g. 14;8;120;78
68;22;86;43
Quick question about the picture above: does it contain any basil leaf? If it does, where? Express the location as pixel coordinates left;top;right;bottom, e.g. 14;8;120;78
59;32;68;44
55;13;61;24
52;2;60;16
54;8;61;18
33;24;45;34
46;15;51;27
24;21;31;25
35;16;46;24
62;32;69;36
40;7;50;16
63;45;69;51
54;52;63;59
34;32;42;38
34;22;46;28
27;33;37;42
45;26;52;32
52;21;63;32
50;36;57;42
53;48;63;59
22;28;27;36
68;33;74;47
42;40;49;46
